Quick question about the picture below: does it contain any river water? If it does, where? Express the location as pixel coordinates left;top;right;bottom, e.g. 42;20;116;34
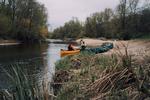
0;43;67;89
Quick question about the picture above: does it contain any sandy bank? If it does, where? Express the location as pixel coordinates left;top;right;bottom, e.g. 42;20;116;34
0;39;20;46
76;38;114;46
76;38;150;56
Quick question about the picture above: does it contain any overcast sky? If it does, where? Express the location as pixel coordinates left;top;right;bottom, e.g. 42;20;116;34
37;0;120;30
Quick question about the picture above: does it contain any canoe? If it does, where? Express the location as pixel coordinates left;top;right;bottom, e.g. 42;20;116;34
60;42;113;57
60;49;80;57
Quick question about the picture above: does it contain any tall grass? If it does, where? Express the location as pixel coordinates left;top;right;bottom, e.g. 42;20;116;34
0;64;56;100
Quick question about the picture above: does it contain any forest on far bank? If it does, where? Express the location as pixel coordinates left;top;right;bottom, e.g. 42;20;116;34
0;0;48;43
50;0;150;40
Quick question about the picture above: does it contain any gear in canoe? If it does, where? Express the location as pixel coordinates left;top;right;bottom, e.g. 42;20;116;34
85;42;113;54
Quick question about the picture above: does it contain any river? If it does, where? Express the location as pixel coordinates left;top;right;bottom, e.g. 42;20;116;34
0;43;68;89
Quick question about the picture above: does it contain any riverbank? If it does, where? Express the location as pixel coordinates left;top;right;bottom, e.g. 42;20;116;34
0;39;20;46
53;38;150;99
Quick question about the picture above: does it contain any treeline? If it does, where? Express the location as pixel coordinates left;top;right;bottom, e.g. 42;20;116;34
51;0;150;40
0;0;48;42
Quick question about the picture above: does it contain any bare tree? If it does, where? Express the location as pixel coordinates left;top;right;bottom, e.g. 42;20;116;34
144;0;150;9
117;0;127;37
128;0;139;14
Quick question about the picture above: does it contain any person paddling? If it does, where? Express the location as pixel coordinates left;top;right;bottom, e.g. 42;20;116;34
68;44;75;51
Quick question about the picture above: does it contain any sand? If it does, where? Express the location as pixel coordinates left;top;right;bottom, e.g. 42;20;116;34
76;38;150;57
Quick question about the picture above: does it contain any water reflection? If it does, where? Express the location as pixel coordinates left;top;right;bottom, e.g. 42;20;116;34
0;43;67;89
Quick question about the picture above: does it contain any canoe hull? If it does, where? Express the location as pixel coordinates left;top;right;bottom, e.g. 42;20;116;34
60;50;80;57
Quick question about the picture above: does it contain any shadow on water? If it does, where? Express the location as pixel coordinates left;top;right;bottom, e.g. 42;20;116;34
0;43;67;89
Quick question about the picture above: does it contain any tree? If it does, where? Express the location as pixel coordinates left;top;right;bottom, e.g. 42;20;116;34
0;14;11;38
138;8;150;35
85;8;114;38
126;0;140;37
14;0;48;41
51;0;150;40
102;8;114;38
0;0;48;42
85;12;104;37
52;18;83;39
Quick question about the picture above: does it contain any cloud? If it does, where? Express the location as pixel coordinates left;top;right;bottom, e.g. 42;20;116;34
37;0;119;30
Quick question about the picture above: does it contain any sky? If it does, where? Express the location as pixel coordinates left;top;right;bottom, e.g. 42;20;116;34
37;0;120;30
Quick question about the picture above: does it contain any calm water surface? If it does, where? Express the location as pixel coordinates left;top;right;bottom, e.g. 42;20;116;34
0;43;67;89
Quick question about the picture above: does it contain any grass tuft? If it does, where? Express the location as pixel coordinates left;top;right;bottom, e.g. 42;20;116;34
0;64;56;100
